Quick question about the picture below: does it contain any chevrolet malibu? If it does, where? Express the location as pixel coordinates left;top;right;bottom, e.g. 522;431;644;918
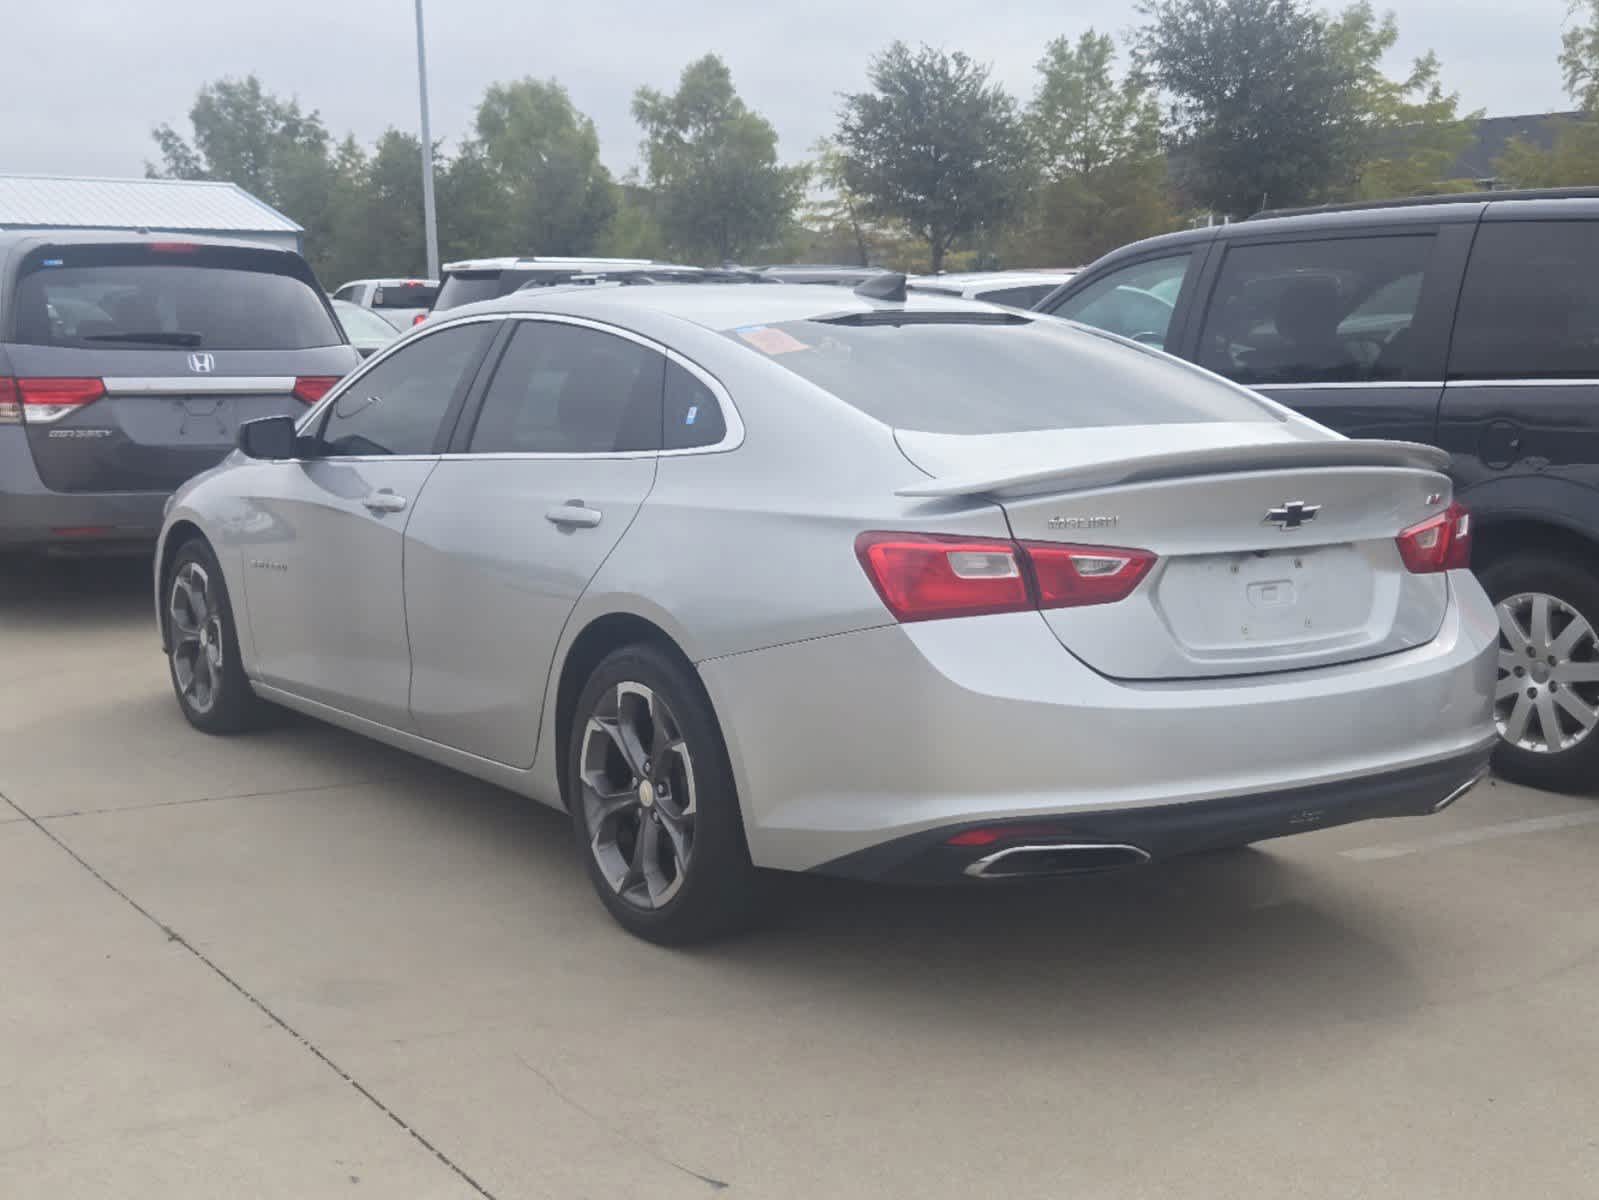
154;279;1498;943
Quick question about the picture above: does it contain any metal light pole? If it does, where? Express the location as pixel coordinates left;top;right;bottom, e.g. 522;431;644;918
414;0;440;280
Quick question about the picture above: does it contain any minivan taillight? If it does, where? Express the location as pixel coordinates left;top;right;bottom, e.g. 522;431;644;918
292;376;340;404
1396;502;1472;573
4;377;107;423
412;312;428;326
855;532;1157;623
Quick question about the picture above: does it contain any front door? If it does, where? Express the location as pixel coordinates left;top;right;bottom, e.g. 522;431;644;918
240;320;495;724
405;317;673;766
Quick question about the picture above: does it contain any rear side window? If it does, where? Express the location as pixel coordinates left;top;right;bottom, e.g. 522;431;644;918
318;323;492;456
977;284;1058;309
11;244;342;351
434;272;506;311
1049;254;1190;350
726;315;1277;435
663;360;727;449
1197;235;1434;385
468;322;665;454
1449;222;1599;380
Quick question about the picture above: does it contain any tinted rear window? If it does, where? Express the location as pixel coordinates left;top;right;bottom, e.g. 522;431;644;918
372;283;439;308
11;244;340;351
434;272;510;310
726;315;1278;434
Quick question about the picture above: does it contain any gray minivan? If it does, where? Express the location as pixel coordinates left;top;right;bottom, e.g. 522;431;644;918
0;231;359;553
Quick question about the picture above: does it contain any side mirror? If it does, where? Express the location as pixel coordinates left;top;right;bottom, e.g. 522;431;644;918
238;415;300;460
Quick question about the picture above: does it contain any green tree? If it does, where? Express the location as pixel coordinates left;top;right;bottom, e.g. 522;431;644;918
1498;1;1599;186
632;55;806;262
1327;3;1478;198
1135;0;1367;215
801;139;880;266
437;142;512;264
596;178;669;258
1017;30;1176;265
1564;0;1599;111
472;78;616;255
836;43;1033;272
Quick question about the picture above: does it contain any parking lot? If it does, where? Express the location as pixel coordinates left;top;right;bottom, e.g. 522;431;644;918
2;556;1596;1198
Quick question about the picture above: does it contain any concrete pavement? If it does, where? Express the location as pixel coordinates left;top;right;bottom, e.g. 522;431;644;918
3;557;1597;1198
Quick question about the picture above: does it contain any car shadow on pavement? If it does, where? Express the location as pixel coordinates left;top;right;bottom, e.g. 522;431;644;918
0;553;153;624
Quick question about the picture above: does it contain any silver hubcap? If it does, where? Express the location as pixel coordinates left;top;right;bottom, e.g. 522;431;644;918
169;561;224;715
1495;591;1599;754
580;682;696;910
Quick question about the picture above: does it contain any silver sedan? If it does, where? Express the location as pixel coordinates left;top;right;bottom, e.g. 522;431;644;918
154;279;1499;943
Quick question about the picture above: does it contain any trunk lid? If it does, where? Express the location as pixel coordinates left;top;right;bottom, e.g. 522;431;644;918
896;426;1454;679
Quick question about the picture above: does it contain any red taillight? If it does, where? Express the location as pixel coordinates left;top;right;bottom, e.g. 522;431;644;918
10;377;106;423
148;241;199;254
412;312;428;325
946;823;1071;847
855;532;1158;623
855;533;1029;622
292;376;340;404
1396;501;1472;573
1024;541;1157;609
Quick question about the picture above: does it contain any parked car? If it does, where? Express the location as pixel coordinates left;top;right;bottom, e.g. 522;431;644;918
332;298;402;358
155;279;1495;942
0;231;358;554
1035;186;1599;791
433;258;709;314
909;270;1078;310
329;277;439;329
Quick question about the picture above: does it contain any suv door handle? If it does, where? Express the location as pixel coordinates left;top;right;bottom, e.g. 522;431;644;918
362;490;408;514
545;502;603;529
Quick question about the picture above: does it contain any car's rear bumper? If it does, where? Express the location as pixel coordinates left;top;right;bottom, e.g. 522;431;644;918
699;570;1499;874
810;742;1494;882
0;432;165;550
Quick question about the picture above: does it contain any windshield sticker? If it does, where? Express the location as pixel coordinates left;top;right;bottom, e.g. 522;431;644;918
736;325;809;356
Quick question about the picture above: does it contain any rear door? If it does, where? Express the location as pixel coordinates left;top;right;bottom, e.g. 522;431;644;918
1185;224;1468;444
4;240;354;494
403;316;686;766
239;319;497;725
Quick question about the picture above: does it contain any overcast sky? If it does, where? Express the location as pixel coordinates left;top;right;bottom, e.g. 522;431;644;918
2;0;1578;182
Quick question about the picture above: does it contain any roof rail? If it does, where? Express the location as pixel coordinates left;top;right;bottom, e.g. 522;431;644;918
1249;185;1599;221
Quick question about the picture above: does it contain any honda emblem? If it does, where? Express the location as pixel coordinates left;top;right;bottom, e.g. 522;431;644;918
187;352;215;374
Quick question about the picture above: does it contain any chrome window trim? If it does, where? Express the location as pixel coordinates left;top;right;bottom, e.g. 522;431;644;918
1445;378;1599;388
106;376;297;396
1251;380;1445;391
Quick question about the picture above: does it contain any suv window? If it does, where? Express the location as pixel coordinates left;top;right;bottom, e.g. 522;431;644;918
373;282;439;308
11;244;342;351
1449;222;1599;381
434;271;506;311
468;322;665;454
1198;235;1434;385
663;360;727;450
334;283;364;303
1048;254;1191;350
318;323;492;456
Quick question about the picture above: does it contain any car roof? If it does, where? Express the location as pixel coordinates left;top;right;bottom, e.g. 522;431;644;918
911;271;1078;289
0;228;301;254
343;277;438;287
443;281;1019;334
442;256;660;273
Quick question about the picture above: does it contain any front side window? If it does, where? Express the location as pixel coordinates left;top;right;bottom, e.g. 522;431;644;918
1198;235;1434;385
1048;254;1191;350
977;283;1058;310
1449;222;1599;381
468;322;665;454
318;323;492;457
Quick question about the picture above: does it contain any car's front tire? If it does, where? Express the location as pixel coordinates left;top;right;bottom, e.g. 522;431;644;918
1479;550;1599;793
164;538;270;734
567;644;763;944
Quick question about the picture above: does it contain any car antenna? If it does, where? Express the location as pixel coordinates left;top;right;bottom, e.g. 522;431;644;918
854;272;907;302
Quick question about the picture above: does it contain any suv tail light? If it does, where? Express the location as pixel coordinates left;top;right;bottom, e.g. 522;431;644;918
0;377;107;423
855;532;1157;623
292;376;340;404
412;312;428;326
1396;501;1472;573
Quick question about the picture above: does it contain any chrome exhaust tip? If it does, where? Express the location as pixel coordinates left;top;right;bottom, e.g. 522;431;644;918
1432;769;1490;813
963;842;1151;880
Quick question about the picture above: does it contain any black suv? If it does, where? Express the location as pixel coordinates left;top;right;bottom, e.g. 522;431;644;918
1036;188;1599;791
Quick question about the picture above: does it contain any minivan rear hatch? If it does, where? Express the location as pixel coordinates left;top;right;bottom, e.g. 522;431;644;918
5;240;351;493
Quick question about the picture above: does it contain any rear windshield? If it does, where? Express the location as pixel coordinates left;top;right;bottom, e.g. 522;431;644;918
372;283;439;308
725;315;1279;434
434;272;508;310
11;244;341;351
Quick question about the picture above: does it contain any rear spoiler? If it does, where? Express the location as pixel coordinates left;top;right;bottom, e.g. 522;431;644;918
895;439;1451;499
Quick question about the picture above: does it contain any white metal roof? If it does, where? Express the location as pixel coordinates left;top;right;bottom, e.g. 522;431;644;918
0;174;302;235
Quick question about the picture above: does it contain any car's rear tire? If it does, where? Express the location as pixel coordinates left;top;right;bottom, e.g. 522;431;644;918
567;644;764;944
1478;551;1599;794
164;538;270;734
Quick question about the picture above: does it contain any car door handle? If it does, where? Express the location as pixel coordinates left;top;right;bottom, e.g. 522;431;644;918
545;502;603;529
362;490;408;514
